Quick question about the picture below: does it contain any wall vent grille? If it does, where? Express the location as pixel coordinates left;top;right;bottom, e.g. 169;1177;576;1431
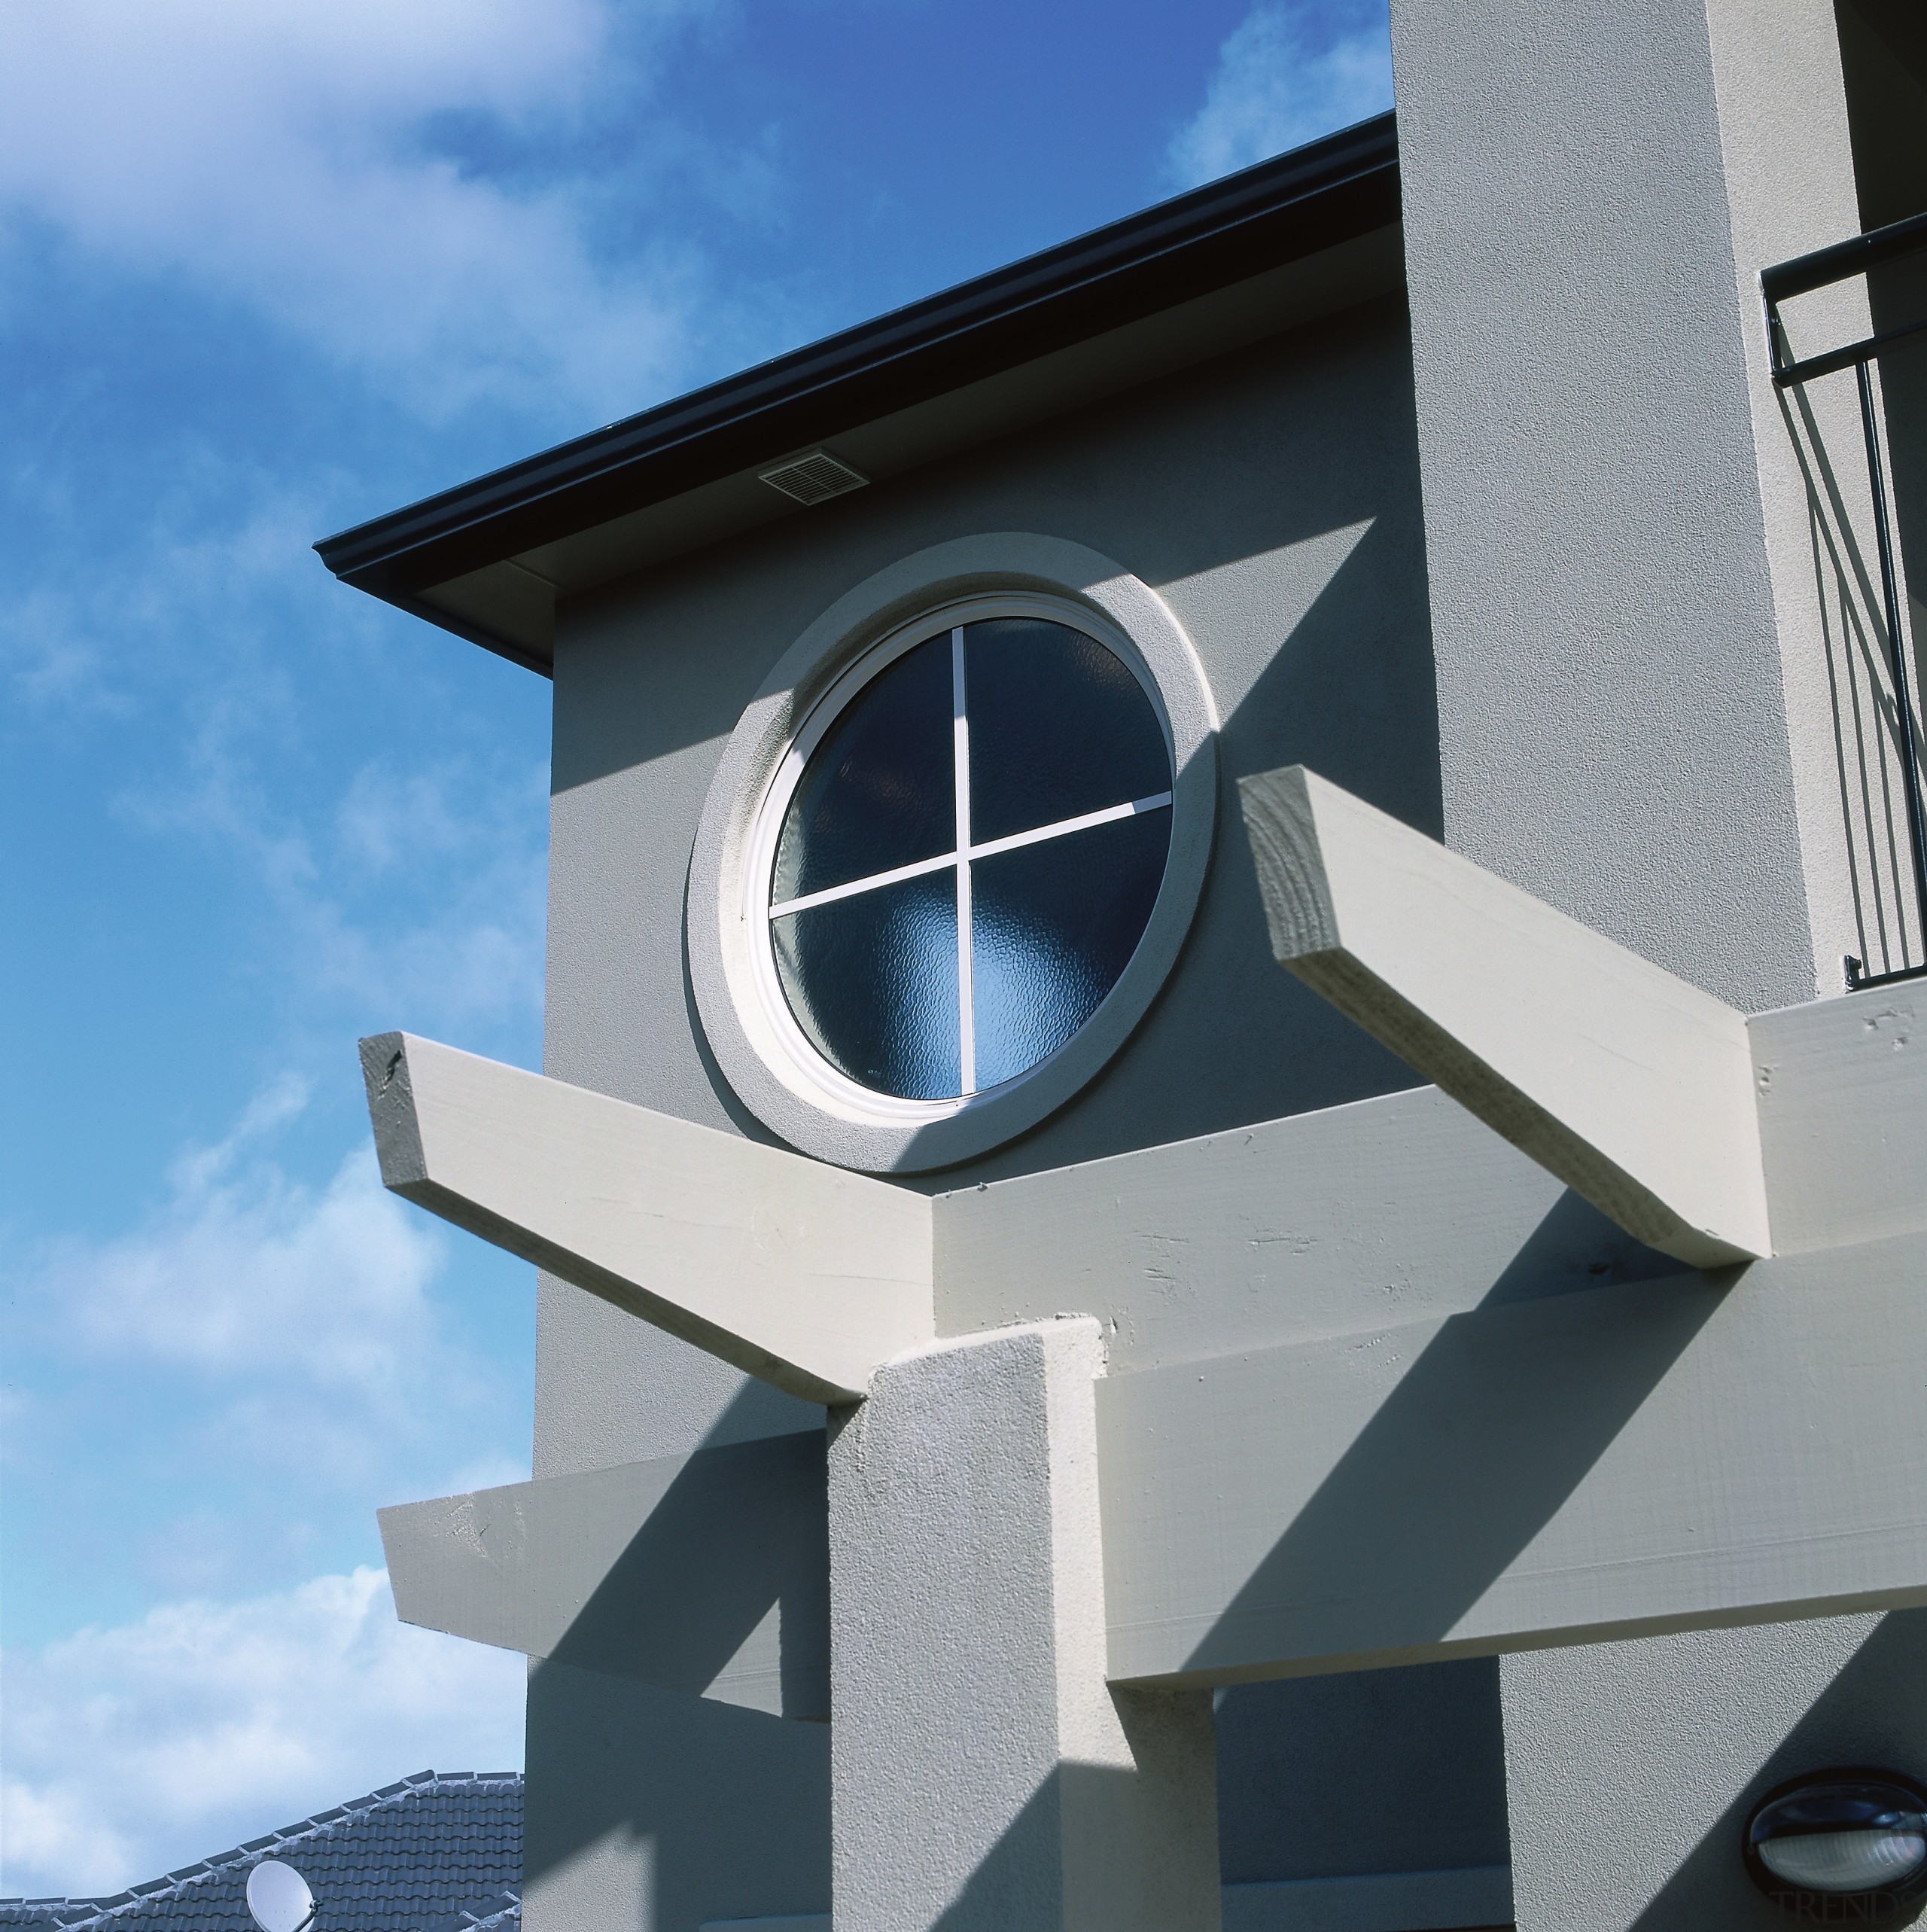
759;450;869;506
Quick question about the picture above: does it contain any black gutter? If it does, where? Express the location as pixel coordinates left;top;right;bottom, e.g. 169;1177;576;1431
315;112;1399;617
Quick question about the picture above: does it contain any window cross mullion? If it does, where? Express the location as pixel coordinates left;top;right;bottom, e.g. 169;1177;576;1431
953;626;976;1096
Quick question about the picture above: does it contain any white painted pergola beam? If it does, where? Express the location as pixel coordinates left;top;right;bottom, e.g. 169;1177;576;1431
1237;766;1773;1266
360;1033;933;1403
379;1432;830;1720
1099;1229;1927;1688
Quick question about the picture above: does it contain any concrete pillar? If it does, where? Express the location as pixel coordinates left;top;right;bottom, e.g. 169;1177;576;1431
827;1318;1219;1932
1389;0;1877;1009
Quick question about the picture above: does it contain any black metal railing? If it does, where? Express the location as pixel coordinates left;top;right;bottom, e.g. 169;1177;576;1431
1764;209;1927;989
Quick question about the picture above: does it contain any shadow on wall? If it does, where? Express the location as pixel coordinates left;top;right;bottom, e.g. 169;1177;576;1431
522;1659;830;1932
1207;1205;1680;1900
924;1760;1149;1931
1874;293;1927;681
537;297;1446;1176
1630;1609;1927;1930
1218;1657;1511;1885
921;1699;1213;1932
553;300;1434;795
522;1384;833;1931
516;1194;1682;1927
544;1429;829;1720
1188;1197;1705;1678
1839;0;1927;672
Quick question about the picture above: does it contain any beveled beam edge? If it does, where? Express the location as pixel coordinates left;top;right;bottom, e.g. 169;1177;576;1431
1237;766;1772;1267
360;1032;934;1403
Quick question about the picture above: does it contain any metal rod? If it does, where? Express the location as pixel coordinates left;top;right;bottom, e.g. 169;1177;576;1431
1858;358;1927;968
1846;955;1927;992
1773;312;1927;390
1761;206;1927;306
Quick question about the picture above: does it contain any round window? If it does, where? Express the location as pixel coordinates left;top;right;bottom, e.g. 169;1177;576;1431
756;615;1174;1104
689;535;1217;1172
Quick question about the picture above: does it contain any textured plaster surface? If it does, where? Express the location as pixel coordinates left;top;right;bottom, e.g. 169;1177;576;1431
1388;0;1825;1013
1218;1662;1508;1885
827;1319;1218;1932
1500;1612;1927;1930
522;1662;829;1932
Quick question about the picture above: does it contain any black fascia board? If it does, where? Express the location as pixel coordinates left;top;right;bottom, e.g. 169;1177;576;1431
316;111;1399;611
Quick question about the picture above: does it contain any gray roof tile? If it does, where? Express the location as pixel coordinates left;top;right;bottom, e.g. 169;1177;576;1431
0;1772;522;1932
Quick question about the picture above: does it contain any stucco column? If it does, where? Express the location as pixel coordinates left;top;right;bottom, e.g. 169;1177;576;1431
1389;0;1877;1009
827;1318;1219;1932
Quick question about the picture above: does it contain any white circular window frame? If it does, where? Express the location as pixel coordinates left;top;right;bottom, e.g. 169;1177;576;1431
688;533;1219;1172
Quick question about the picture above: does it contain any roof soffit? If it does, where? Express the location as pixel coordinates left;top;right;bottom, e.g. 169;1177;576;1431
318;113;1402;673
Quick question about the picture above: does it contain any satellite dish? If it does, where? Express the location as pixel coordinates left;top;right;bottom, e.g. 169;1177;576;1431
246;1860;316;1932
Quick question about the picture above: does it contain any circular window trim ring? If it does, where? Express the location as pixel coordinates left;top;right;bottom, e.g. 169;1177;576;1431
688;533;1219;1173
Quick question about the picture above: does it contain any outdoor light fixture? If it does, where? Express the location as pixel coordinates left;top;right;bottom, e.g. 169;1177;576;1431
1744;1769;1927;1920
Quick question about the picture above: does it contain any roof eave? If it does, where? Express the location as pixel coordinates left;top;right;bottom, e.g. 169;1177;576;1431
315;111;1402;674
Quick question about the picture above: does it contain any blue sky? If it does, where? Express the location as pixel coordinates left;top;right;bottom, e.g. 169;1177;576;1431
0;0;1391;1895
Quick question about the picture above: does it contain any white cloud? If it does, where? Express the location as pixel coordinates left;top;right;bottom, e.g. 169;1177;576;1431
0;1568;524;1900
47;1140;442;1406
148;738;553;1045
1166;1;1393;190
7;1054;535;1629
0;0;708;415
19;1077;515;1507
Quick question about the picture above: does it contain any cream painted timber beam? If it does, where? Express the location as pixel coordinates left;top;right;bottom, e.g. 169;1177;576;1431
360;1032;933;1403
380;1432;830;1721
1099;1228;1927;1688
1237;766;1772;1266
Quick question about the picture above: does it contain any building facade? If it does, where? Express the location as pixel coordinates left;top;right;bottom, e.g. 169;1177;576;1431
318;3;1927;1928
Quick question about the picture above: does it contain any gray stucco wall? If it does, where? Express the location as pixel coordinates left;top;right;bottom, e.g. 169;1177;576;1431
523;297;1514;1932
542;294;1439;1189
509;7;1927;1927
1217;1661;1509;1888
1502;1610;1927;1932
1387;0;1836;1016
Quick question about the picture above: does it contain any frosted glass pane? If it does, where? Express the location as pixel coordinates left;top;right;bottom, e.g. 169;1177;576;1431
774;634;953;904
970;808;1169;1089
966;619;1169;845
773;869;961;1100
